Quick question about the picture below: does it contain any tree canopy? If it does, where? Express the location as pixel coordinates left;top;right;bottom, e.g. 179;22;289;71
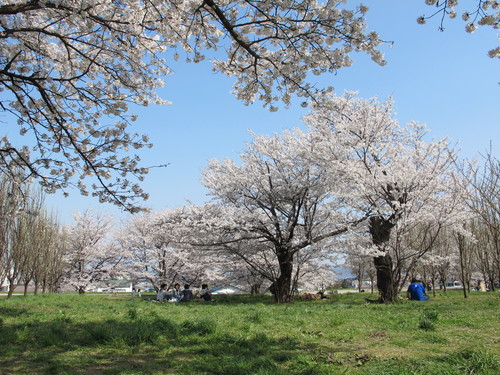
0;0;385;211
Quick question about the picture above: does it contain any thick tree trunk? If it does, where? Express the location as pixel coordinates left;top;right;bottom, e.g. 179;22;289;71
78;286;85;295
488;275;495;292
274;251;294;303
369;216;397;303
374;254;397;302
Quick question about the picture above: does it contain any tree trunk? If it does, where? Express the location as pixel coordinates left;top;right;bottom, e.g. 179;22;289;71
374;253;397;303
357;263;363;292
369;216;397;303
78;286;85;294
250;284;261;294
7;278;15;299
274;251;294;303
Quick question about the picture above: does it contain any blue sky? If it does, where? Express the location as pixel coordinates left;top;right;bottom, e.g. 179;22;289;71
43;1;499;224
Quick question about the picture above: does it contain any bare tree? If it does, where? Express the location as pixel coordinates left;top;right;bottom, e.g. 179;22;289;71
462;149;499;290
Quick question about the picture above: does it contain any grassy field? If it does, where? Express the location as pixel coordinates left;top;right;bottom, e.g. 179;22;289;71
0;290;498;375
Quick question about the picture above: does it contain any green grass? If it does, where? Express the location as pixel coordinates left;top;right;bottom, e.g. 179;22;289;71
0;291;498;374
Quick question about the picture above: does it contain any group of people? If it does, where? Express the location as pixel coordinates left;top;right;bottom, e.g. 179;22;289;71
156;283;212;303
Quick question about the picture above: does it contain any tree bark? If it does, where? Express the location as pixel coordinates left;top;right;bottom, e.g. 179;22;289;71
7;278;15;299
274;251;294;303
369;216;397;303
373;253;397;302
250;284;261;294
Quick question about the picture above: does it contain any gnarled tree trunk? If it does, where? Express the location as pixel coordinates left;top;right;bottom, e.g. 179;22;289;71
369;216;398;303
274;251;294;303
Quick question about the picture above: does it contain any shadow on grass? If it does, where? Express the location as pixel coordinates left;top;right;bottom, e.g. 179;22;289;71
205;293;276;305
1;298;499;375
0;305;31;318
0;315;304;375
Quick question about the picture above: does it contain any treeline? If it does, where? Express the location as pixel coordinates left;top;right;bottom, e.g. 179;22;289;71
0;148;497;301
0;176;66;297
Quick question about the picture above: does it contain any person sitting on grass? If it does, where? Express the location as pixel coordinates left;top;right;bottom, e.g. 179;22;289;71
179;284;193;302
156;283;170;303
197;284;212;301
170;283;182;302
407;279;430;301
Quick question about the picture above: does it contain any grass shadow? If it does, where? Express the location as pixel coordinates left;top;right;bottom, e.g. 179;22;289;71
0;316;305;374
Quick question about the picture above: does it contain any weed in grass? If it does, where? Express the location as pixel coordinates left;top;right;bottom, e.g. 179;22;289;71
397;319;411;329
122;318;161;346
441;349;500;374
39;322;70;347
423;310;439;321
0;306;29;318
127;307;139;320
325;316;344;328
247;310;265;324
180;318;217;336
416;332;449;344
418;317;436;331
419;310;438;331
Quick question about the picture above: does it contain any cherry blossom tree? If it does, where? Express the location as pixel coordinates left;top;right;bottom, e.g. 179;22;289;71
0;0;385;211
119;208;221;292
292;248;339;292
418;0;499;58
453;225;476;297
63;210;123;293
305;92;467;302
184;129;363;302
345;252;372;292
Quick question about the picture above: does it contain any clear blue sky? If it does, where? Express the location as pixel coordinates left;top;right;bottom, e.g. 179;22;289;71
44;0;499;224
